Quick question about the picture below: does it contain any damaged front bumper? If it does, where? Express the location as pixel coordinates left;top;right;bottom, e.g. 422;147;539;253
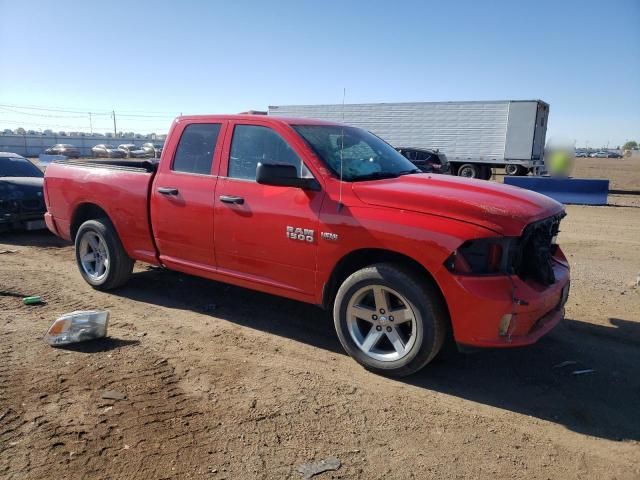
441;253;570;348
0;211;46;231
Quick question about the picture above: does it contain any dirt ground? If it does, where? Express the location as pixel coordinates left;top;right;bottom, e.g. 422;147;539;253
1;196;640;479
572;156;640;192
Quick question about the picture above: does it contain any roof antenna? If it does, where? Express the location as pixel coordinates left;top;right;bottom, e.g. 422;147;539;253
338;87;346;212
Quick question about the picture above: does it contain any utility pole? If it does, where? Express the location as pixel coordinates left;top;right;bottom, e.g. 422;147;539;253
88;112;93;134
112;110;117;137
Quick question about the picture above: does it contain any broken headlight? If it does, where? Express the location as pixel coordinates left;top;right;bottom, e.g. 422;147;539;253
444;237;518;275
44;310;109;346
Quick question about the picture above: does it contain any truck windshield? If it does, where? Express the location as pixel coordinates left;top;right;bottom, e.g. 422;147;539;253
292;125;419;181
0;157;44;178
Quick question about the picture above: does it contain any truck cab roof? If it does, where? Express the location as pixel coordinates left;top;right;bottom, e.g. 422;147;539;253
176;114;344;127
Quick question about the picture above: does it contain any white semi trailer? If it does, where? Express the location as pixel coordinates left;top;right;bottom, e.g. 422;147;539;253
268;100;549;179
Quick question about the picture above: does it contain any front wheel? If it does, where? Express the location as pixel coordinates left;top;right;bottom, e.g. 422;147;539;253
75;218;133;290
333;263;446;377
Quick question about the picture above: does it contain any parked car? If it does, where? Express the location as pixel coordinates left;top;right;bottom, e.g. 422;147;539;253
141;142;164;158
44;115;570;377
575;152;588;158
117;144;147;158
0;152;46;231
591;151;608;158
396;147;451;174
91;144;127;158
607;151;622;158
44;144;80;158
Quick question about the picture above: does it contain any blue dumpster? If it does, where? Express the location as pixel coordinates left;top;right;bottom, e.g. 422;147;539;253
504;176;609;205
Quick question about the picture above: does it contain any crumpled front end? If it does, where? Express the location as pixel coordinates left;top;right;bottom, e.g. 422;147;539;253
0;179;46;231
439;214;570;348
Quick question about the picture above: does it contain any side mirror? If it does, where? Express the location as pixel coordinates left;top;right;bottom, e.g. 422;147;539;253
256;163;319;190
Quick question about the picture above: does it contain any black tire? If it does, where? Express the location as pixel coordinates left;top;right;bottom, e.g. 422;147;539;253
505;164;519;176
479;165;492;180
333;263;447;377
74;217;133;290
505;164;527;176
457;163;480;178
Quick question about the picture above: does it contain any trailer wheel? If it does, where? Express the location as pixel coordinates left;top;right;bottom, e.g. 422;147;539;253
457;163;480;178
505;165;528;176
480;166;492;180
333;263;446;377
505;164;518;176
75;218;133;290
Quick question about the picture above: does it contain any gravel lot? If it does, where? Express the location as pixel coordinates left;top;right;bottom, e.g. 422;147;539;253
1;162;639;479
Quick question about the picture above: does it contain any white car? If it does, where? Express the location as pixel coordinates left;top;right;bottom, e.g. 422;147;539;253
117;144;147;158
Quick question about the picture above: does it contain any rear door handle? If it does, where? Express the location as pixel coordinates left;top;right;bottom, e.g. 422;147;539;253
157;187;179;196
219;195;244;205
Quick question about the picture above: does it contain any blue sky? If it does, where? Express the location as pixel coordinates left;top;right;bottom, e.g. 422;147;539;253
0;0;638;146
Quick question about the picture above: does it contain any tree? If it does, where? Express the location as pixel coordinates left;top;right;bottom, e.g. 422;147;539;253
622;141;638;150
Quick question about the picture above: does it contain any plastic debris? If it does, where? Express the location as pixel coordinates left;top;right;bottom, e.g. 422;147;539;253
101;390;127;401
297;457;341;479
572;369;596;376
553;360;578;369
0;249;17;254
44;310;109;346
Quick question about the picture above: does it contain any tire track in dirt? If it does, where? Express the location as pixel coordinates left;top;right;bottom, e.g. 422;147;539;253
0;265;217;479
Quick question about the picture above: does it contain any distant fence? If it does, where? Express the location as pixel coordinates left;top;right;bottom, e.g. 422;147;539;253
0;133;166;157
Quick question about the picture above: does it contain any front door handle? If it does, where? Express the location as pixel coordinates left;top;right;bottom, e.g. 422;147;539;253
219;195;245;205
157;187;179;196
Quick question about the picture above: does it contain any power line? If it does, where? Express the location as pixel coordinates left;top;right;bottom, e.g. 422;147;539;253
0;106;90;119
0;103;110;115
0;103;175;134
0;103;179;118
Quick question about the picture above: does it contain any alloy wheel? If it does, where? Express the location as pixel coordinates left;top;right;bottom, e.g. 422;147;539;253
79;231;110;282
346;285;418;362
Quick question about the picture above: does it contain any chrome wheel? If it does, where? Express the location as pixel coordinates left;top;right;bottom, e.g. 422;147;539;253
505;164;519;176
458;164;477;178
78;231;110;282
346;285;418;362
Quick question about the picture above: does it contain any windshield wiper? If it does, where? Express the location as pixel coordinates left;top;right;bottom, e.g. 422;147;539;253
350;171;400;182
397;168;421;175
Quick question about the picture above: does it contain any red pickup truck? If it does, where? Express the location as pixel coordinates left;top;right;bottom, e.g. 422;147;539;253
43;115;570;376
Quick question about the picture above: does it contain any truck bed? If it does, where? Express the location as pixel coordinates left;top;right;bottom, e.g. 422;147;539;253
58;158;159;172
44;160;160;265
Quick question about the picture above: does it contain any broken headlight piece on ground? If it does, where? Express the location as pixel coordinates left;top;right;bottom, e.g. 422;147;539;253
44;310;110;346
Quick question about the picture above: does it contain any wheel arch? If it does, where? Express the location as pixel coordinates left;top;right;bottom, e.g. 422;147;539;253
70;203;110;241
322;248;450;321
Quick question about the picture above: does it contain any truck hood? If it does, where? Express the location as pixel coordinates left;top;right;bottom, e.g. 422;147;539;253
351;174;564;236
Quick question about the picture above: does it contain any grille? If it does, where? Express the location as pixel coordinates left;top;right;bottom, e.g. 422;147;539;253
513;214;564;286
20;198;44;211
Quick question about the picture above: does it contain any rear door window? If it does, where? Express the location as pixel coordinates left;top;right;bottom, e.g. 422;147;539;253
172;123;222;175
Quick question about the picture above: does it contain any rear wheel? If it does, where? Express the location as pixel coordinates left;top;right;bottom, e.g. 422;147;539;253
457;163;480;178
333;263;446;377
505;164;528;176
479;166;492;180
75;218;133;290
